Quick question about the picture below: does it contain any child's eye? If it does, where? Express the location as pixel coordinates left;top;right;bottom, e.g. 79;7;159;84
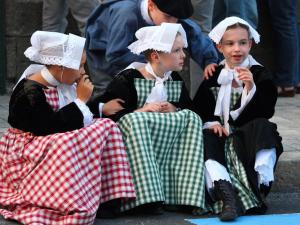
224;42;234;46
172;48;182;53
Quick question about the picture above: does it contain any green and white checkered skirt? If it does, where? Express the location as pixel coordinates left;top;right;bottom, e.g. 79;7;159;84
117;78;206;211
208;87;260;213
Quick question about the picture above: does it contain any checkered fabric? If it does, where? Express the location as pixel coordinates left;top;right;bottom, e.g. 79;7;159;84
0;88;135;225
134;78;182;108
44;87;60;111
117;78;206;211
209;87;259;212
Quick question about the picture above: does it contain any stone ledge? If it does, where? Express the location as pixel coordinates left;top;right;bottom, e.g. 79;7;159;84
272;151;300;192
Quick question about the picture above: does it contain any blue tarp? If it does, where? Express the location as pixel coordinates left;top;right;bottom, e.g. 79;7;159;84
187;213;300;225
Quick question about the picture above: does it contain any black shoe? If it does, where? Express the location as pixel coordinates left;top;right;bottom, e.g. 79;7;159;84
295;86;300;94
96;199;121;218
277;86;295;97
214;180;238;221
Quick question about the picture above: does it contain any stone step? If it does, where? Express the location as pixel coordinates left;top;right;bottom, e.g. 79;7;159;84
272;151;300;192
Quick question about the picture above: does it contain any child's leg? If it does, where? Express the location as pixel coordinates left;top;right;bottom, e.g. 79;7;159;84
203;129;238;221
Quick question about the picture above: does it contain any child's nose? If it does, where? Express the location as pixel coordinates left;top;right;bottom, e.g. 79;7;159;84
181;50;186;58
233;43;240;51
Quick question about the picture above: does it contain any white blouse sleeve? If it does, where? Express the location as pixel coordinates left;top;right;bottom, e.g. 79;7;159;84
203;121;222;130
230;84;256;121
74;99;94;127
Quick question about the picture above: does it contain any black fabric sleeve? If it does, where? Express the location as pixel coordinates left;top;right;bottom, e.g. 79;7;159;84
8;81;83;136
230;66;277;126
192;80;221;123
230;81;277;126
88;69;138;121
192;67;222;123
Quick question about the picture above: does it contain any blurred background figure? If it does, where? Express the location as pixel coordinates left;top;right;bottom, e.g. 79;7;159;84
42;0;98;36
212;0;258;29
191;0;215;34
190;0;215;98
265;0;298;97
295;0;300;94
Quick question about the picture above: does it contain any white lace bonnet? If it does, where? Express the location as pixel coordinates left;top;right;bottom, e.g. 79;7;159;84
24;31;86;70
209;16;260;44
128;22;188;55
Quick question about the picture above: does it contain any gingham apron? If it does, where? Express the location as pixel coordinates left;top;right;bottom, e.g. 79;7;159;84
0;87;135;225
117;78;206;211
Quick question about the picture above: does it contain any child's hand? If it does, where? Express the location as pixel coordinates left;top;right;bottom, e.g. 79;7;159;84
236;67;254;91
204;63;218;79
103;99;125;116
160;102;177;113
208;124;228;137
136;103;162;112
76;75;94;103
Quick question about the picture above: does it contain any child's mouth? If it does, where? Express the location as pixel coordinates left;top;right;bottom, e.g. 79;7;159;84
233;55;242;60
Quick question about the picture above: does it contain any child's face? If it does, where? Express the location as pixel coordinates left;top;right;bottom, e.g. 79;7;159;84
62;51;87;85
148;0;178;25
158;35;186;72
217;27;252;69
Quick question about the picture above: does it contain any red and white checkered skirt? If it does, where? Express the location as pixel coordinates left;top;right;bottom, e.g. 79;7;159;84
0;88;135;225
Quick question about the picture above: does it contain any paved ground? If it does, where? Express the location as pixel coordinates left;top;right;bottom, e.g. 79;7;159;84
0;94;300;224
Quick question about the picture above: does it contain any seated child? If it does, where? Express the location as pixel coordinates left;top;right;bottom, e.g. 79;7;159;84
0;31;135;225
93;23;206;213
193;17;283;221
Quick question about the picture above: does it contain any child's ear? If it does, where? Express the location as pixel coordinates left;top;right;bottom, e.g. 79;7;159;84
216;43;223;53
248;39;253;49
150;51;159;62
148;0;155;11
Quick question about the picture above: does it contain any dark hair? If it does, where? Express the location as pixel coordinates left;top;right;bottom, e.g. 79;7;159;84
226;22;251;39
143;49;160;62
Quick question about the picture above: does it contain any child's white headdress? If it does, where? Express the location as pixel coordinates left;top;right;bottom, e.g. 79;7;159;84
128;23;188;104
16;31;87;112
24;31;86;70
128;22;188;55
209;16;260;44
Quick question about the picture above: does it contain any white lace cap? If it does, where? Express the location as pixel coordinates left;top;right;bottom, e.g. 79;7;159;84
128;22;188;55
209;16;260;44
24;31;86;70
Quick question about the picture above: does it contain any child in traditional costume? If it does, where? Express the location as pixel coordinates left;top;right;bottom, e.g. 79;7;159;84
94;23;206;214
0;31;135;225
193;17;283;221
